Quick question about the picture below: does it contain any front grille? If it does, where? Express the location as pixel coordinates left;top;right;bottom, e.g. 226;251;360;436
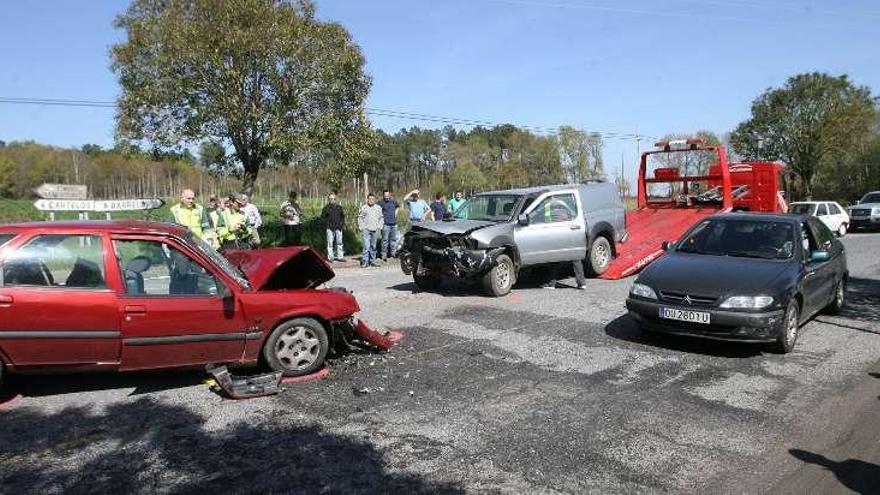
850;209;871;217
658;291;718;306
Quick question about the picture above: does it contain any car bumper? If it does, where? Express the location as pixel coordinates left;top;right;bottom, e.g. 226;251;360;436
625;298;785;343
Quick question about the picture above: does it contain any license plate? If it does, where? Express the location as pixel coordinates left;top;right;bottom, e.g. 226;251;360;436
659;307;711;324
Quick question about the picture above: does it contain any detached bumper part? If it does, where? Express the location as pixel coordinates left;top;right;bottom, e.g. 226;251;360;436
206;364;283;399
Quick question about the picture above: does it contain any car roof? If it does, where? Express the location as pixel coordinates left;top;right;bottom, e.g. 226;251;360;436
0;220;188;237
790;201;839;205
478;183;607;196
710;212;803;224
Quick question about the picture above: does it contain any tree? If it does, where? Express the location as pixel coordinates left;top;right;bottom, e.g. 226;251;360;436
730;73;876;199
557;126;604;183
449;161;487;195
112;0;373;192
652;130;721;176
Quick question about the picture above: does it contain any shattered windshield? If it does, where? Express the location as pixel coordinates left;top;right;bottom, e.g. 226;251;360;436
187;232;251;289
676;219;795;260
453;194;521;222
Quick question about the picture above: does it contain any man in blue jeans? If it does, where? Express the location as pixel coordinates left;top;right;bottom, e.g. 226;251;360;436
321;193;345;261
357;193;384;267
379;190;400;260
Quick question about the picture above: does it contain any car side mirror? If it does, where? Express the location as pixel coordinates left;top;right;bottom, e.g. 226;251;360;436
517;214;530;226
810;251;831;262
661;240;674;251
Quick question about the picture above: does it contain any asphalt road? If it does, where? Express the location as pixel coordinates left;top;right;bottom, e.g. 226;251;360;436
1;233;878;494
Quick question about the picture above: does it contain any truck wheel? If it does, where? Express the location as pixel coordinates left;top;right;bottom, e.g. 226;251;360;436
413;273;442;290
483;254;515;297
774;301;800;354
587;236;612;276
263;318;329;377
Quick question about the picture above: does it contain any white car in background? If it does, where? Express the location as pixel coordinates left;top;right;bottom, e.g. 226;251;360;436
789;201;850;237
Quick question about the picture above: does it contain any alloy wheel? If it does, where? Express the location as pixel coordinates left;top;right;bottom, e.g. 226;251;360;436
275;326;321;371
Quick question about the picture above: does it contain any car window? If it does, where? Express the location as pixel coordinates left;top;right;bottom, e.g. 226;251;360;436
861;192;880;203
0;234;16;247
828;203;842;215
1;234;106;288
677;219;794;260
816;203;828;216
807;218;834;250
789;203;815;215
114;239;225;297
528;193;578;224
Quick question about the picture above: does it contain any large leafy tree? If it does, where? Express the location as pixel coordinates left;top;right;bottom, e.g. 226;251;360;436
730;73;876;199
112;0;373;192
557;126;604;183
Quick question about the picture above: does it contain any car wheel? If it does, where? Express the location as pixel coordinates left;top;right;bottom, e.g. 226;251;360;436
263;318;329;377
482;254;515;297
837;223;847;237
587;236;612;276
775;300;800;354
826;279;846;314
413;273;442;291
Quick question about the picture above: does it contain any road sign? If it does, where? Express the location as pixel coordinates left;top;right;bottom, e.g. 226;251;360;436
34;198;165;212
34;183;88;200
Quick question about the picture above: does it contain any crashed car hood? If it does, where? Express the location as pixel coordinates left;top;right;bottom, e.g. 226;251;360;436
638;252;790;298
413;219;497;235
223;247;334;290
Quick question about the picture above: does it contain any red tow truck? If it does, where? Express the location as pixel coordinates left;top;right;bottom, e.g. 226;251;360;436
601;138;787;279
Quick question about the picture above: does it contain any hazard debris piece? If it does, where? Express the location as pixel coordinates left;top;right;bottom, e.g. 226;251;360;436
352;319;400;351
206;365;282;399
280;367;330;385
352;386;385;396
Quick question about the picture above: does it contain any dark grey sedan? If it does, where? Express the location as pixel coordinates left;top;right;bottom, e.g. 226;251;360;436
626;213;848;353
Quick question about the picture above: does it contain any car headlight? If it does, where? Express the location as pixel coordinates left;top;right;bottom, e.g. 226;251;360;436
630;283;657;300
719;296;774;309
872;207;880;215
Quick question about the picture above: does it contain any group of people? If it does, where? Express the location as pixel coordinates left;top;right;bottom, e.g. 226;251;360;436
169;187;470;269
349;189;467;268
169;189;263;250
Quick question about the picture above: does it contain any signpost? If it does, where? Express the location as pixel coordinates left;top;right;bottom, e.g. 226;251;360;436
33;183;164;222
33;183;88;200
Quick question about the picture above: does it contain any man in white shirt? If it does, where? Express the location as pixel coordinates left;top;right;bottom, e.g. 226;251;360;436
240;193;263;246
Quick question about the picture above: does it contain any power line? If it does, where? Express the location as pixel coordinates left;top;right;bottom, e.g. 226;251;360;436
0;96;654;142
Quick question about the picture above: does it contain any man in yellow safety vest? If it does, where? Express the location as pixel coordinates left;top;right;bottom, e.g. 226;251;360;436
170;189;210;237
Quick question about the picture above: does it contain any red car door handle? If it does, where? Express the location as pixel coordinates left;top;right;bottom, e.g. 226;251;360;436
124;305;147;314
0;295;13;304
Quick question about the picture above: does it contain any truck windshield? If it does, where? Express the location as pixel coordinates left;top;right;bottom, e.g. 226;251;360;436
453;194;521;222
860;193;880;203
676;219;795;260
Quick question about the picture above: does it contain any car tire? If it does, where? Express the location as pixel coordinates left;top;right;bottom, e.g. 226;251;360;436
775;300;800;354
826;279;846;314
413;273;442;291
0;356;5;391
837;223;847;237
587;236;612;276
482;254;515;297
263;318;329;377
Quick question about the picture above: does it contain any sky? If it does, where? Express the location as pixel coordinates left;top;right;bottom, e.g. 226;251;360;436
1;0;878;184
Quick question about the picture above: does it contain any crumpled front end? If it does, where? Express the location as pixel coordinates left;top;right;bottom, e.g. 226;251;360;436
399;230;504;278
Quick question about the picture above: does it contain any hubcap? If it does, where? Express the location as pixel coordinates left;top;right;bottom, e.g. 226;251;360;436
594;243;610;267
785;308;798;345
275;326;320;370
496;261;511;289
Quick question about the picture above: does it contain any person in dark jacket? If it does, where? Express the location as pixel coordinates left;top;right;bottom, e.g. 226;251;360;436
430;193;447;221
321;193;345;261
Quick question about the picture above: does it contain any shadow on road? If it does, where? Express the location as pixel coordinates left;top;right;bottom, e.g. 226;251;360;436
603;314;764;358
789;449;880;495
0;397;463;494
841;277;880;323
3;370;205;400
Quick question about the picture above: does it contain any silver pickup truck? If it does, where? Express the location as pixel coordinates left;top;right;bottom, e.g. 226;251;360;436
399;183;626;296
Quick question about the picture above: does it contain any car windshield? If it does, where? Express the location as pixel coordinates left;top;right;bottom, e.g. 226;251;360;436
676;219;795;260
789;203;815;215
860;193;880;204
453;194;521;222
187;232;251;289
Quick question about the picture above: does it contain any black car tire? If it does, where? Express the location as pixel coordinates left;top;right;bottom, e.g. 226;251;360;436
263;318;329;377
775;301;800;354
826;279;846;314
413;273;442;291
587;236;612;276
483;254;515;297
0;356;5;391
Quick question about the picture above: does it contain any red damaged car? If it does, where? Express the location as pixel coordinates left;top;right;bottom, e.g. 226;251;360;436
0;220;386;389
